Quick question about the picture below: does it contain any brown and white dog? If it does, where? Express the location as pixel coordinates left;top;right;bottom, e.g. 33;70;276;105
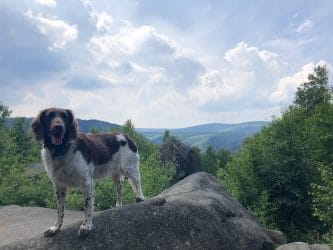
31;108;144;238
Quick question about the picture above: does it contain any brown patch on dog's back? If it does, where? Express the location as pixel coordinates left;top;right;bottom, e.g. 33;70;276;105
75;133;125;165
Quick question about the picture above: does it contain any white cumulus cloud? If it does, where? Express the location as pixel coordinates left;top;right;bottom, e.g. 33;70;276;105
85;8;203;93
25;9;78;49
224;42;286;72
270;63;314;103
189;42;288;111
270;60;331;103
88;22;175;59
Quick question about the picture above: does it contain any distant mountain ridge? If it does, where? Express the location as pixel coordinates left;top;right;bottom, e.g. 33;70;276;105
6;118;121;133
76;119;121;133
137;121;269;152
6;117;268;152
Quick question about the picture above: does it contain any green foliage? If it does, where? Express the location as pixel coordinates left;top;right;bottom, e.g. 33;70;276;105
0;161;54;207
0;112;53;207
10;118;40;164
201;146;232;175
94;179;118;210
163;130;171;143
140;149;176;197
295;65;331;113
122;119;136;135
217;149;232;169
201;145;218;174
66;191;84;210
0;101;11;127
220;112;321;241
311;163;333;244
217;65;333;243
217;135;265;215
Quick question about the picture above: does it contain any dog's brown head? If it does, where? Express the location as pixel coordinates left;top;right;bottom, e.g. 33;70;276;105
32;108;78;146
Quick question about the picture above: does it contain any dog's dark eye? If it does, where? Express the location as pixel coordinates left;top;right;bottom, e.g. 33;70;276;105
60;112;68;121
46;111;56;119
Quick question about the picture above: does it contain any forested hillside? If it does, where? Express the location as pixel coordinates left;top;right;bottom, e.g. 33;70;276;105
138;121;268;152
217;65;333;244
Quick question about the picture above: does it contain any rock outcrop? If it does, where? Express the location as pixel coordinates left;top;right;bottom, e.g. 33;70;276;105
2;172;274;250
276;242;331;250
265;229;288;246
160;138;202;178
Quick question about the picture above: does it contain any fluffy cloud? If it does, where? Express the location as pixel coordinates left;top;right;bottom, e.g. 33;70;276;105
21;3;202;127
89;23;175;58
270;60;331;103
270;63;314;103
25;9;78;49
189;42;288;111
85;6;204;93
225;42;286;72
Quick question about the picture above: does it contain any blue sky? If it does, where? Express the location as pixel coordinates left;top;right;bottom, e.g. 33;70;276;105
0;0;332;128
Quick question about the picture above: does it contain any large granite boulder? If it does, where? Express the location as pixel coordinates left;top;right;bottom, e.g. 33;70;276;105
2;172;274;250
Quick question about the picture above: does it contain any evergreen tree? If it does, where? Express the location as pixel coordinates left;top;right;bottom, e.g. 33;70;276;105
216;149;232;169
123;119;136;136
10;117;39;164
201;145;218;174
0;101;11;128
162;130;171;143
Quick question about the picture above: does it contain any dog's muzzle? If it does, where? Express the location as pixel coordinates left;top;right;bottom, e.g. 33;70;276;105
50;124;65;145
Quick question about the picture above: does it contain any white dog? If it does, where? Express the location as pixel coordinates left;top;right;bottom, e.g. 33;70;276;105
32;108;144;238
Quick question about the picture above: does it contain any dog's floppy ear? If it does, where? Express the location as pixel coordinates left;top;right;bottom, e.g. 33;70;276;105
31;109;47;141
65;109;78;140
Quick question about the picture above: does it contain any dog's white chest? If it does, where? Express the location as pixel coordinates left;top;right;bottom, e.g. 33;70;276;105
41;148;91;187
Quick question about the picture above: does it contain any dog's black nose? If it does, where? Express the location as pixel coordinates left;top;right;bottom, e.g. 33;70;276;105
52;124;63;134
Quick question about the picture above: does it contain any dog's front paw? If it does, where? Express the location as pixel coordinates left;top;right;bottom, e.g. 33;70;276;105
136;197;144;203
44;226;60;237
78;224;92;239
